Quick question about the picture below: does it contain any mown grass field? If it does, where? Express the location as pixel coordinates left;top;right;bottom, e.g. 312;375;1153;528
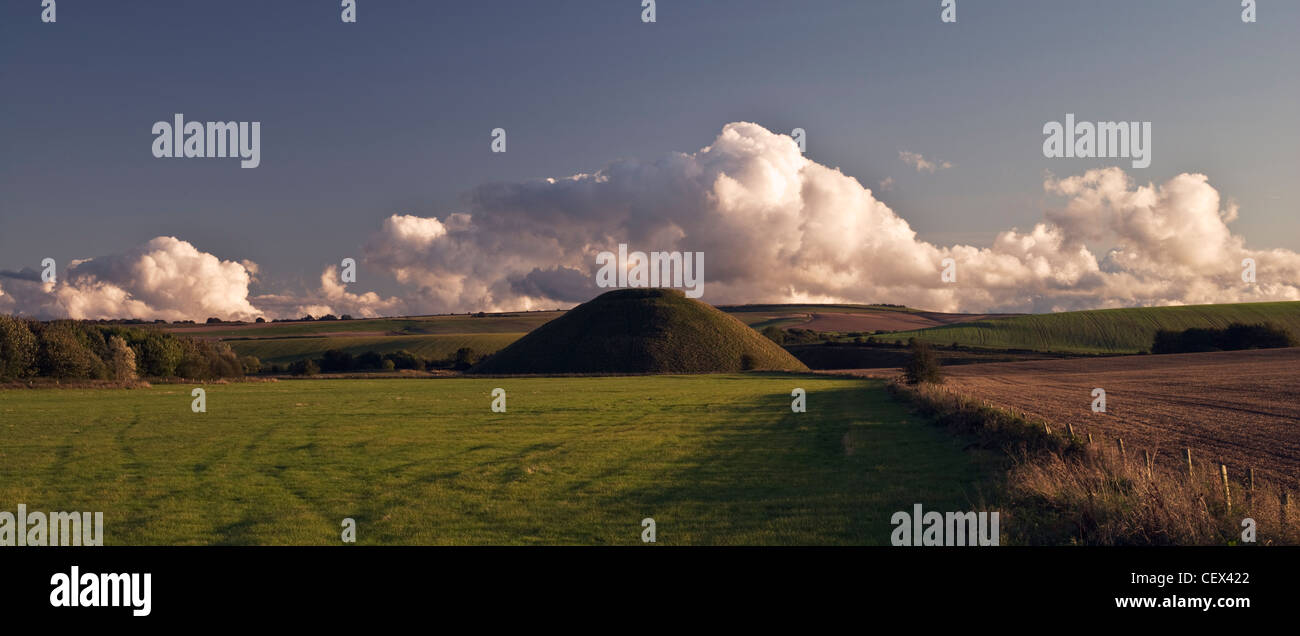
227;333;522;365
0;375;994;545
882;301;1300;353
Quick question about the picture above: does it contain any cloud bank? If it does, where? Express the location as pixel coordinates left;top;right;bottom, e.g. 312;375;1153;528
358;122;1299;313
0;237;262;321
3;122;1297;319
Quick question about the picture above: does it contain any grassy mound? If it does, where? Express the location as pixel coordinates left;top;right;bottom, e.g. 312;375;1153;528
883;301;1300;354
469;289;809;374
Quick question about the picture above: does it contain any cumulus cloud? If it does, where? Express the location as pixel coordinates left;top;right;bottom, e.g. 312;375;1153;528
0;236;411;321
227;262;410;320
899;150;952;173
357;122;1300;313
4;122;1298;319
0;237;262;321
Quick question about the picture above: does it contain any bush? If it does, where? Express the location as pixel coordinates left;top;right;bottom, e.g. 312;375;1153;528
239;355;262;375
108;335;137;381
319;349;355;373
0;315;38;379
903;338;943;384
34;322;108;379
759;325;785;345
175;337;242;380
384;350;421;370
774;328;824;345
133;332;184;377
288;359;319;376
451;347;479;371
356;351;384;370
1151;322;1296;354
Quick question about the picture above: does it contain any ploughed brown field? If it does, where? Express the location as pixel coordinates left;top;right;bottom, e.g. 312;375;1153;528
934;348;1300;489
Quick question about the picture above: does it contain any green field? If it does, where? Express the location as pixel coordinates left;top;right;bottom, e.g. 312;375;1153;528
167;312;563;339
882;301;1300;353
722;304;919;329
0;375;993;545
227;333;522;365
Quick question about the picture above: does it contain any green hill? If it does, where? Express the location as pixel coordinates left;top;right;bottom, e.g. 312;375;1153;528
165;312;562;338
882;301;1300;354
470;288;809;374
227;333;522;365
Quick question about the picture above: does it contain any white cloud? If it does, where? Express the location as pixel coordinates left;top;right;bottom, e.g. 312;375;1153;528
356;123;1300;313
899;150;952;173
4;123;1297;319
0;237;261;321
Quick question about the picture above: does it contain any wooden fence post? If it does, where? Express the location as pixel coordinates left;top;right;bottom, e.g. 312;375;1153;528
1141;450;1153;479
1220;464;1231;510
1183;448;1193;477
1066;423;1076;440
1116;438;1125;465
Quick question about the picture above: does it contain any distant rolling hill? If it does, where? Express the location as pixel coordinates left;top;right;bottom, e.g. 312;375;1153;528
880;301;1300;354
166;299;1300;364
721;304;1016;332
166;313;564;365
227;333;524;365
168;312;564;338
177;302;1000;366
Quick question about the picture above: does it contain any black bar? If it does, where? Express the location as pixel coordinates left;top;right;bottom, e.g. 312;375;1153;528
3;547;1289;623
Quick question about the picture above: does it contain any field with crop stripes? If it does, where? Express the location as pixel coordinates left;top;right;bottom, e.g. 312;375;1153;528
0;375;996;545
883;301;1300;353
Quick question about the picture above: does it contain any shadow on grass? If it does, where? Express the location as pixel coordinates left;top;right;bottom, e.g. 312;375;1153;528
606;382;999;545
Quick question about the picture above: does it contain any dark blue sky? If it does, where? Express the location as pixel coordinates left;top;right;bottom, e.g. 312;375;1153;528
2;0;1297;299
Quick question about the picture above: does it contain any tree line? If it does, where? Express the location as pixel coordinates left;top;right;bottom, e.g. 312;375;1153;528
1151;322;1296;354
0;316;249;381
270;347;485;376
